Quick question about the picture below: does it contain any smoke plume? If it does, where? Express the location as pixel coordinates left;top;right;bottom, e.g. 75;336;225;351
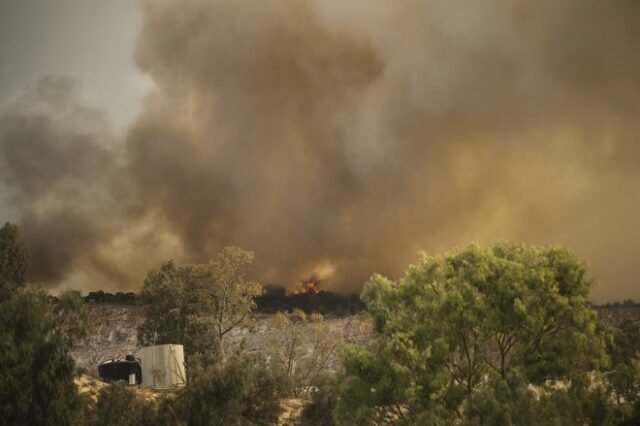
1;0;639;301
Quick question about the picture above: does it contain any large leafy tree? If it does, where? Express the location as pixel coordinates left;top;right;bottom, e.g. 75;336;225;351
0;222;88;425
336;242;610;425
197;246;262;361
138;246;261;369
0;288;88;425
137;260;218;372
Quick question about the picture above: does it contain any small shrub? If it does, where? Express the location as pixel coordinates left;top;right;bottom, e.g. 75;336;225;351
302;384;337;426
94;385;156;426
157;358;282;425
268;310;341;397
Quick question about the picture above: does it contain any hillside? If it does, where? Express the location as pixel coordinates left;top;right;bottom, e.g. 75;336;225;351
72;302;640;375
72;303;372;373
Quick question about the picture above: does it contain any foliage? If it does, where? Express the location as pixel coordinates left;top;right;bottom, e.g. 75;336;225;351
335;242;611;425
606;318;640;423
86;286;364;314
0;221;30;296
466;370;623;426
301;381;338;426
268;309;341;397
256;287;364;315
156;358;282;426
138;247;260;370
137;260;219;372
0;287;88;425
92;385;157;426
466;370;556;426
85;291;138;304
197;246;262;361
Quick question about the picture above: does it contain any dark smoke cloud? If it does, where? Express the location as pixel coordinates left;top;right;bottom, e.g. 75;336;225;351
1;0;639;301
0;76;178;288
0;76;116;284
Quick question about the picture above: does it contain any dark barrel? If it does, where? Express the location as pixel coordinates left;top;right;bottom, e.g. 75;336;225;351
98;357;142;384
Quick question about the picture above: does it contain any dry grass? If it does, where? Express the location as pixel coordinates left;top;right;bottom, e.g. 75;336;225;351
75;374;164;403
277;398;306;426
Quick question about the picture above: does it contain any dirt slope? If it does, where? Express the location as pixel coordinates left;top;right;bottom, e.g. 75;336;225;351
72;304;372;373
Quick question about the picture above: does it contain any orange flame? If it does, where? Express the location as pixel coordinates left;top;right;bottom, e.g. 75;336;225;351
294;277;321;295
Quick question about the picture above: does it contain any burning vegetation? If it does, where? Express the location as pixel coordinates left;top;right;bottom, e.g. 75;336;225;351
294;277;322;295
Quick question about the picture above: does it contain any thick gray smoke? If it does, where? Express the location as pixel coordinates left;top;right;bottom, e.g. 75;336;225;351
1;0;639;301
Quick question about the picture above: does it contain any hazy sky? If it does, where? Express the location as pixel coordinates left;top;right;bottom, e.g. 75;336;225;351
0;0;150;130
0;0;639;303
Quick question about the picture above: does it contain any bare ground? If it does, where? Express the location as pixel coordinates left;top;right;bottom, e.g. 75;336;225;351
72;304;372;373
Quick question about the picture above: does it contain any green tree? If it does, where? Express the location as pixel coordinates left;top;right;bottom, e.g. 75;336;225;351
467;370;621;426
138;247;261;369
301;381;338;426
335;242;610;425
197;246;262;362
606;319;640;423
93;385;157;426
0;288;88;425
155;358;282;426
137;261;218;373
0;221;30;295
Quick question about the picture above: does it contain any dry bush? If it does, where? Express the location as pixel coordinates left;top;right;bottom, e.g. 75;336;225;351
268;310;342;397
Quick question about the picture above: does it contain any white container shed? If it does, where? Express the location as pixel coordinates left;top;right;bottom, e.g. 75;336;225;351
138;344;187;388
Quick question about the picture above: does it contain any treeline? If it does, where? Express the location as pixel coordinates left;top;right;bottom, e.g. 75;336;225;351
83;286;364;315
256;287;363;315
600;299;640;308
84;291;138;305
82;288;639;315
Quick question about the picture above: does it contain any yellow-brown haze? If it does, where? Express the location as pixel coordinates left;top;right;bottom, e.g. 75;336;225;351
0;0;639;302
